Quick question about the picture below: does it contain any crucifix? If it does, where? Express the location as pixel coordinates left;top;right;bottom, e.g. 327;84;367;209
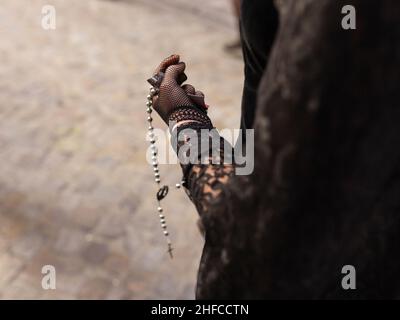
167;243;174;259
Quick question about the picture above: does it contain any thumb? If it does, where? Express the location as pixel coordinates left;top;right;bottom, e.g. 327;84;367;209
154;54;180;75
164;62;186;85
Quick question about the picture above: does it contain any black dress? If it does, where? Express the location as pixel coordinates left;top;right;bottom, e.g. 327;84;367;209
169;0;400;299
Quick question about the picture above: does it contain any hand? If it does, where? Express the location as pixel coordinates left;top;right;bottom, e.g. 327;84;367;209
150;55;207;123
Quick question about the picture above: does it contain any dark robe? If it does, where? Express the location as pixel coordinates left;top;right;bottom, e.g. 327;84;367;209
192;0;400;299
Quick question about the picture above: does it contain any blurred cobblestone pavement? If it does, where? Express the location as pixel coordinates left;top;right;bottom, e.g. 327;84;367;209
0;0;243;299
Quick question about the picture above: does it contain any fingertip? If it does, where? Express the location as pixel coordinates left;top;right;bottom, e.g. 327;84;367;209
182;84;196;94
195;90;205;98
170;54;180;61
167;54;180;65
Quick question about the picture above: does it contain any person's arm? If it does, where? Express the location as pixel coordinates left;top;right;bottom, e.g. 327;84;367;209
150;55;250;298
168;106;250;299
150;55;237;222
168;106;236;216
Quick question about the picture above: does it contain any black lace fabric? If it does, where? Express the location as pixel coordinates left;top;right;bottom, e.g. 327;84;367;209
169;107;253;299
168;106;236;228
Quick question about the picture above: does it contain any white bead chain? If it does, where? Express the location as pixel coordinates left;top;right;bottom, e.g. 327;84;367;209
146;87;180;259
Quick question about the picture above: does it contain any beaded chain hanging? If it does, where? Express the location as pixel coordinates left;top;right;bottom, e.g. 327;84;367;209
146;78;184;259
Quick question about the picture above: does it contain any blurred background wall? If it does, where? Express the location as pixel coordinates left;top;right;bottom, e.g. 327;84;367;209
0;0;243;299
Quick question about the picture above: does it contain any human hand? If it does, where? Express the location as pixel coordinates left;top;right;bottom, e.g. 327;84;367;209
149;55;208;123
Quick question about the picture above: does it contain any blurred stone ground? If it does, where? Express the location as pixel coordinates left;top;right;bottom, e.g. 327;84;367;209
0;0;243;299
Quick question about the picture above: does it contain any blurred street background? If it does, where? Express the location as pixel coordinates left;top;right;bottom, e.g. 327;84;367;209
0;0;243;299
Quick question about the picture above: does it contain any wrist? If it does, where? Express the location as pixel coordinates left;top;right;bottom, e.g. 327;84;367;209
168;105;213;132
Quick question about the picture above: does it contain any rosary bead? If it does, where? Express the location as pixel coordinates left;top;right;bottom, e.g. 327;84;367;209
147;87;173;256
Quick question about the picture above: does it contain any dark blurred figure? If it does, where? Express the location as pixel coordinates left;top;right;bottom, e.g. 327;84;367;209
151;0;400;299
202;0;400;299
224;0;242;53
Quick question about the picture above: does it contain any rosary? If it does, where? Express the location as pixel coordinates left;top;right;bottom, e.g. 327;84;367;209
146;72;183;259
146;69;208;258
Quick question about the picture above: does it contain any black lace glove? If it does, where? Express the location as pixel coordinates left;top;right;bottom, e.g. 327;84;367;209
149;55;208;124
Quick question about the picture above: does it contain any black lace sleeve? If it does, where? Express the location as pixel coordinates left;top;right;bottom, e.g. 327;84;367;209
168;106;252;299
168;106;236;223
